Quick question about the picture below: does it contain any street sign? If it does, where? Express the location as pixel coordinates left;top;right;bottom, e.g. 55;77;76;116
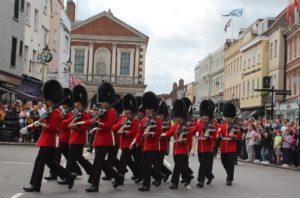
219;92;224;97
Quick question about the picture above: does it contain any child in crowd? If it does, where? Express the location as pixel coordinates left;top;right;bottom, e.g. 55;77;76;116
273;129;282;165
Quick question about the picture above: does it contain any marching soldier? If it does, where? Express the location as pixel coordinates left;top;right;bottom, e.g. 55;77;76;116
113;94;141;184
192;100;217;188
58;85;93;185
219;102;241;186
85;82;123;192
161;99;192;189
23;80;75;192
130;91;162;191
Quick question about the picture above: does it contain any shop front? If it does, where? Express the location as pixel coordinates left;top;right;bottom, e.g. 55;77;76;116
278;101;298;121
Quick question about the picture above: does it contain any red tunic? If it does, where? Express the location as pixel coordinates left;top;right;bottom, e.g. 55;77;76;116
59;111;73;144
133;116;162;151
113;115;139;149
192;119;218;153
86;108;117;147
159;120;171;152
219;122;241;153
36;109;61;147
113;115;121;146
69;111;90;145
164;122;192;155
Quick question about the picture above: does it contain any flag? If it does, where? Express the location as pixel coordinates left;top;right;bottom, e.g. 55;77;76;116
222;8;243;17
70;75;75;87
224;18;232;33
287;1;298;27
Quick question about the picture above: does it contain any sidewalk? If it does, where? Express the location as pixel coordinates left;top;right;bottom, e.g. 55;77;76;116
238;159;300;171
0;141;35;146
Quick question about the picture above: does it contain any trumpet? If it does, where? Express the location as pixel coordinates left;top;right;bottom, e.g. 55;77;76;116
117;119;132;135
175;125;189;144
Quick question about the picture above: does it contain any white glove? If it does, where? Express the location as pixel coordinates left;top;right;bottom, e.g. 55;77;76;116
20;127;28;135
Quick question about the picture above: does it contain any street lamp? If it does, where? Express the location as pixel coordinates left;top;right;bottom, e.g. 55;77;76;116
66;59;72;72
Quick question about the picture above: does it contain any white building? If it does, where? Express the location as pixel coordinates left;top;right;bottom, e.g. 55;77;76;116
210;47;224;103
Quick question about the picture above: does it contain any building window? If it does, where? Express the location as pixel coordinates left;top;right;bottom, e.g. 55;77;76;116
43;27;48;48
258;53;261;64
252;47;256;65
252;79;255;96
14;0;20;19
274;40;278;58
247;80;250;97
74;49;85;74
32;50;37;62
294;38;297;59
53;32;57;49
10;37;17;67
34;9;39;31
243;82;245;98
120;52;130;76
25;2;31;26
270;42;273;60
43;0;48;14
256;78;259;96
20;0;25;12
24;45;29;69
19;40;23;56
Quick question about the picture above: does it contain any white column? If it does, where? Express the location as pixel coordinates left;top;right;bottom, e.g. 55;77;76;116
88;42;94;81
134;45;140;84
111;43;117;82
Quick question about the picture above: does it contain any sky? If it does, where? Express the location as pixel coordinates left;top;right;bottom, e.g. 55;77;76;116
73;0;288;94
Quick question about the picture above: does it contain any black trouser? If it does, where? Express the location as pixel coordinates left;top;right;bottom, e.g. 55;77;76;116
49;143;82;177
182;150;193;181
119;148;141;177
103;145;120;177
158;151;172;176
88;132;95;151
213;137;222;156
198;152;214;183
88;146;120;186
132;146;144;176
66;144;92;175
171;154;189;185
142;151;162;188
30;147;72;189
221;152;235;182
282;148;290;164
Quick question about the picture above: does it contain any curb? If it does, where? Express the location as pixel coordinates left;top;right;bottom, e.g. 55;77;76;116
0;142;35;146
238;159;300;171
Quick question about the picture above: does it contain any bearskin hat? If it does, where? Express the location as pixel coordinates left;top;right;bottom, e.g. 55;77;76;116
113;94;123;115
172;99;187;118
223;102;236;118
43;80;64;104
157;99;168;117
72;85;88;107
142;91;158;110
181;97;192;115
63;88;73;107
208;100;215;118
89;94;99;110
123;94;138;113
135;96;143;112
200;100;213;117
97;82;116;104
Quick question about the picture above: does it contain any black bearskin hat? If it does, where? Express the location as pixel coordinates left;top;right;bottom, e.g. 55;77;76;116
200;100;213;117
97;82;116;104
72;85;88;107
89;94;99;110
123;94;138;113
223;102;236;118
142;91;158;110
172;99;187;118
157;99;168;117
181;97;192;115
43;80;64;104
135;96;143;112
63;88;73;107
113;94;123;115
208;100;215;118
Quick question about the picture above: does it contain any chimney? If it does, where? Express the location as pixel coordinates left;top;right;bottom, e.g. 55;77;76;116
66;0;76;23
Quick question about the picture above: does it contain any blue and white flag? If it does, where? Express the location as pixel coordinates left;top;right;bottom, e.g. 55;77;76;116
222;8;243;17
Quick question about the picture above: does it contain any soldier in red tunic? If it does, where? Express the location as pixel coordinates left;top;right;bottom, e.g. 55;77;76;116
113;94;141;184
23;80;75;192
219;102;241;186
191;100;218;188
58;85;93;185
161;99;192;189
130;91;162;191
85;82;123;192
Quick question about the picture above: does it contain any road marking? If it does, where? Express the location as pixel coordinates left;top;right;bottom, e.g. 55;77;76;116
11;192;23;198
0;162;32;165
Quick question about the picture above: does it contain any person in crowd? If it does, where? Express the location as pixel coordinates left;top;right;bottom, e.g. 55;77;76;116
29;105;41;142
273;129;282;165
37;100;46;117
246;124;256;162
260;125;272;164
282;128;292;167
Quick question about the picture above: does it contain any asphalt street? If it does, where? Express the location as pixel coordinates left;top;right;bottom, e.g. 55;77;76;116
1;145;300;198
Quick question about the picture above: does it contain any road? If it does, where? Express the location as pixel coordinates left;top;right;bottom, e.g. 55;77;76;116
0;145;299;198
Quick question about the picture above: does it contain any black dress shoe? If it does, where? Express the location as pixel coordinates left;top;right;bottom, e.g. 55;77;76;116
184;175;193;186
135;177;142;183
113;175;124;188
169;183;178;189
68;174;76;189
153;179;161;187
163;172;171;182
197;182;204;188
44;175;57;181
23;185;40;192
131;176;137;180
102;176;112;181
226;180;232;186
86;185;99;192
138;186;150;191
57;179;68;185
206;176;214;185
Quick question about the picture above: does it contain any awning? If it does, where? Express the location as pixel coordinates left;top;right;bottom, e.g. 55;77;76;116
0;85;42;101
0;86;16;94
238;110;257;119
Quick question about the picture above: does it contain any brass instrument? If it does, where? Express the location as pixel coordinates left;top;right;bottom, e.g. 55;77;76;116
222;122;239;141
117;114;136;135
199;120;216;140
175;105;193;143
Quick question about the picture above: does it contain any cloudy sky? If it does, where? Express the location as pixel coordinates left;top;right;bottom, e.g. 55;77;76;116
74;0;288;94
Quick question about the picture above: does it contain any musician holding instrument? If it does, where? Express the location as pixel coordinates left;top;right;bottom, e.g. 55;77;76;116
191;100;218;188
113;94;141;184
219;102;241;186
85;82;123;192
130;91;163;192
23;80;76;192
161;99;192;190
